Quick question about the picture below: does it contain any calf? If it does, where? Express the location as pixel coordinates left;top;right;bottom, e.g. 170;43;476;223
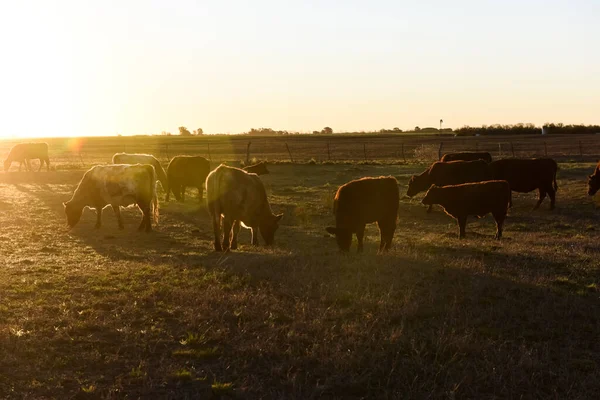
407;160;492;212
4;142;50;172
440;152;492;163
243;161;269;175
326;176;399;253
112;153;168;190
166;156;211;202
206;165;283;252
63;164;159;231
489;158;558;209
422;180;511;239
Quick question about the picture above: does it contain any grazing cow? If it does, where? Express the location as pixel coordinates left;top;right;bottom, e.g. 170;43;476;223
407;160;493;212
587;162;600;196
112;153;168;190
489;158;558;210
326;176;399;253
422;180;511;239
4;142;50;172
440;152;492;163
63;164;159;232
206;164;283;252
166;156;211;202
243;161;269;175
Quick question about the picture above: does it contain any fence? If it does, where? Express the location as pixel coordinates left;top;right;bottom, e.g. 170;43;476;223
1;134;600;170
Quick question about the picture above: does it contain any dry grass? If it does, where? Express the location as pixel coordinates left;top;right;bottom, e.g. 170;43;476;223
1;159;600;399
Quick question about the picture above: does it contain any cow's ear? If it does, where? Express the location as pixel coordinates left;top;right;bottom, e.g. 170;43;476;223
326;227;337;235
428;184;437;190
275;213;283;222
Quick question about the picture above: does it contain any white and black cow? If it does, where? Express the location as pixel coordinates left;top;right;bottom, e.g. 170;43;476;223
63;164;159;232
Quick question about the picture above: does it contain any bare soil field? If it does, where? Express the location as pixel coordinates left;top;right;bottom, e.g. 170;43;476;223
1;139;600;398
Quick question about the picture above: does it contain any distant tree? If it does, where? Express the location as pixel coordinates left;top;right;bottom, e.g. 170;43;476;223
414;126;421;132
179;126;192;136
393;127;402;132
161;131;172;136
194;128;203;136
322;127;333;134
312;130;320;134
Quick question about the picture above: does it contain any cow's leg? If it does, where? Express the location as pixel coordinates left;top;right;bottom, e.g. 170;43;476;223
533;188;546;210
45;157;50;172
181;186;186;202
221;217;233;251
251;227;259;246
198;186;204;201
37;158;42;172
492;211;506;240
356;224;365;253
112;204;124;230
457;215;467;238
95;207;102;229
547;184;556;210
138;204;152;232
17;161;22;172
212;215;223;252
230;220;241;250
25;159;32;172
378;220;396;252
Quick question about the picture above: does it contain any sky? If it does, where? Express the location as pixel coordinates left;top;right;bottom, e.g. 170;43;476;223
0;0;598;137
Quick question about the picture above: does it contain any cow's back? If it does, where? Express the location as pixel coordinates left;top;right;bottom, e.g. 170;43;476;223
441;152;492;163
168;156;210;186
490;158;557;192
430;160;492;186
9;142;48;159
334;177;399;228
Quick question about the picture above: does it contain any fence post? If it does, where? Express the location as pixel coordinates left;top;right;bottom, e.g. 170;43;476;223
246;141;251;164
438;142;443;160
285;142;294;163
327;141;331;160
579;141;583;156
401;143;406;163
363;143;367;161
475;142;479;151
207;142;212;162
498;143;501;157
544;142;548;157
511;142;515;157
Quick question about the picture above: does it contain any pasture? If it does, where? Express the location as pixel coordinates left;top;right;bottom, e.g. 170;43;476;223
1;138;600;398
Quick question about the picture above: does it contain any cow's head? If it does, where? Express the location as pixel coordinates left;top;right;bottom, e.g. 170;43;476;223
63;201;83;228
588;171;600;196
406;174;429;197
421;185;441;206
259;213;283;245
325;226;352;251
3;159;10;172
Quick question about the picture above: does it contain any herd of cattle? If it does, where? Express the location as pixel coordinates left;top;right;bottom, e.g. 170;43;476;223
4;143;600;253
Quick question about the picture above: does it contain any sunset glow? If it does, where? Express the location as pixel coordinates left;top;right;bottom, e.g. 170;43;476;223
0;0;598;138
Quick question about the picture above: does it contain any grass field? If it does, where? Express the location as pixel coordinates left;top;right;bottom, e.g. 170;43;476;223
1;141;600;398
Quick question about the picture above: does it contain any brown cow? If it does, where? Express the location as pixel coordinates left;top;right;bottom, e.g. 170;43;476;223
4;142;50;172
243;161;269;175
440;152;492;163
407;160;493;212
422;180;511;239
587;161;600;196
166;156;210;202
206;165;283;252
489;158;558;210
326;176;399;253
63;164;159;232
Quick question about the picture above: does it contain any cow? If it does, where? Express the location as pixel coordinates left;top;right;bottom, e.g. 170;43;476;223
489;158;558;210
587;162;600;196
422;180;511;239
206;164;283;252
166;156;211;202
406;160;493;212
63;164;159;232
326;176;399;253
112;153;168;190
440;152;492;163
242;161;269;175
4;142;50;172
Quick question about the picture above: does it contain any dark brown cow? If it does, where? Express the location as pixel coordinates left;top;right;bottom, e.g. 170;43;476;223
422;180;511;239
206;165;283;252
242;161;269;175
326;176;399;253
587;162;600;196
440;152;492;163
166;156;210;202
489;158;558;210
407;160;492;212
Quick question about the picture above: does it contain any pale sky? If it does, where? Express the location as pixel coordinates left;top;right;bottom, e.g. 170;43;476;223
0;0;598;137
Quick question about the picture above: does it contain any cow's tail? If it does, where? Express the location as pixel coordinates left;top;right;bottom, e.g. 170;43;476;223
205;168;220;220
149;165;159;225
